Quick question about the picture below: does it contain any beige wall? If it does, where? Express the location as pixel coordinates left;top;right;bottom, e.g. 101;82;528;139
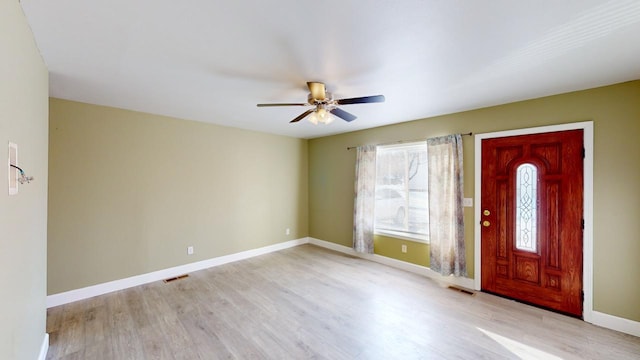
309;81;640;322
48;99;308;294
0;1;49;359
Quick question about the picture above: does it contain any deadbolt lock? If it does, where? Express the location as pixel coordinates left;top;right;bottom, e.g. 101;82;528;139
483;210;490;216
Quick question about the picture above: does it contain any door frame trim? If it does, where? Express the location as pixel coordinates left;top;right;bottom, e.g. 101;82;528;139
474;121;594;321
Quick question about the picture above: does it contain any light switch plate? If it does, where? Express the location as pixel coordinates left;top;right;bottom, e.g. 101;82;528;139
463;198;473;207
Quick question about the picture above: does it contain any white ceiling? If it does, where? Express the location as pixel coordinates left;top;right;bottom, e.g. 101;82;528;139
21;0;640;139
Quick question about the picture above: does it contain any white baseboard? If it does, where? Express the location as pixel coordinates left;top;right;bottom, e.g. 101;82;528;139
46;238;308;308
38;333;49;360
590;311;640;337
308;237;475;290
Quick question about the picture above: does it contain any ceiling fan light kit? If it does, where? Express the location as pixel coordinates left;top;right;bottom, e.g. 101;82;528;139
308;106;334;125
257;82;385;125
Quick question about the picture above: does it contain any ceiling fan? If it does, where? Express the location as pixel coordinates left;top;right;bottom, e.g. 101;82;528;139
257;82;385;124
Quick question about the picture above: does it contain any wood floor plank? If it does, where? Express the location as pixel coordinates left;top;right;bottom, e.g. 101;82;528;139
46;244;640;359
105;291;146;359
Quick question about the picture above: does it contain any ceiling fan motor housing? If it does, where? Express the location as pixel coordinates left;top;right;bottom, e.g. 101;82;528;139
308;92;333;104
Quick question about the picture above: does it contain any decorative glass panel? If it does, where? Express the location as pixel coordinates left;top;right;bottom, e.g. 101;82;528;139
515;163;537;252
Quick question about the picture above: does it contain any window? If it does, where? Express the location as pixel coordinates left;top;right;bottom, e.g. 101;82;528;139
374;142;429;242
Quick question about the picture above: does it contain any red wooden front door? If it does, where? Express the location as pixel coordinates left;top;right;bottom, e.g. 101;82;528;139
481;130;584;317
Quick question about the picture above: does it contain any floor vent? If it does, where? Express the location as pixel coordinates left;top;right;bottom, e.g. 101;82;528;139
448;286;475;296
163;274;189;283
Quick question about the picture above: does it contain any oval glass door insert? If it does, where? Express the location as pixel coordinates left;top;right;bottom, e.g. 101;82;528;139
515;163;537;252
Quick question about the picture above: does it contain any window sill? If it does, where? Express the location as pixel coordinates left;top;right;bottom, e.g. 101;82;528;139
375;230;429;244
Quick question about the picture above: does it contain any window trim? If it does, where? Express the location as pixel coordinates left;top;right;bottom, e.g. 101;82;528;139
375;229;429;244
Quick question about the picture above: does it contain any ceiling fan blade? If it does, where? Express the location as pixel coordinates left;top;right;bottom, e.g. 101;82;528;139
307;82;326;101
330;107;357;122
257;103;307;107
335;95;385;105
290;109;315;123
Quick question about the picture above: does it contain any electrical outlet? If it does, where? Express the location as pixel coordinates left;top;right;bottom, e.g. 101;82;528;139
187;246;194;255
286;228;290;235
401;244;407;253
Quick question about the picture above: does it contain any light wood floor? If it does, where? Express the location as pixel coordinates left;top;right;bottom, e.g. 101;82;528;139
46;244;640;359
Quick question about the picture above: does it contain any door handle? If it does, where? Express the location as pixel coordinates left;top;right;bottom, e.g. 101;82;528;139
482;220;491;227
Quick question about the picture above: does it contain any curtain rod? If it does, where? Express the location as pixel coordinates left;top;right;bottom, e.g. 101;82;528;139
346;132;473;150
